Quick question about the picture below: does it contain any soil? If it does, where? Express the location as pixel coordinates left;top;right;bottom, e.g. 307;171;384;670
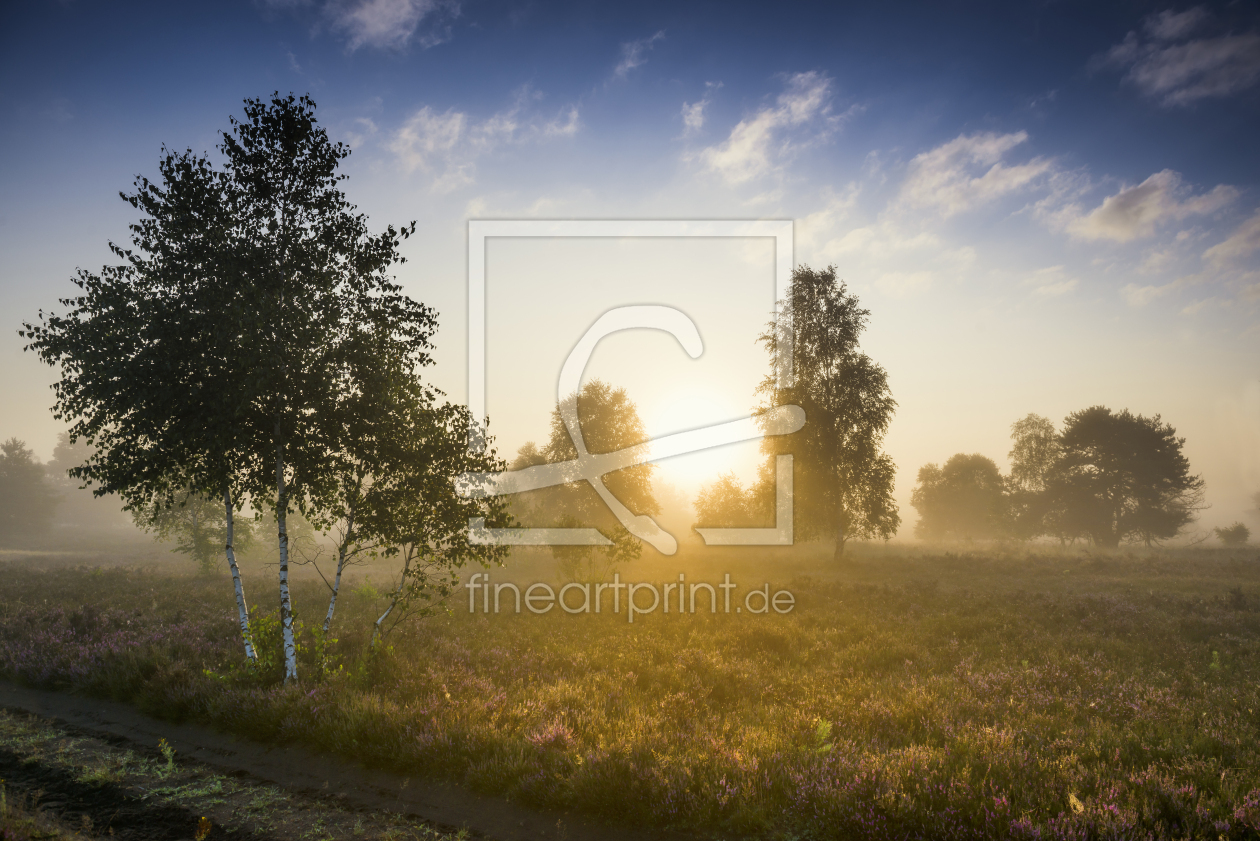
0;681;688;841
0;743;255;839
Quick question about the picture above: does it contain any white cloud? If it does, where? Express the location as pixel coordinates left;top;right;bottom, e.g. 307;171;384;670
327;0;457;51
697;72;848;185
897;131;1053;218
389;92;579;192
681;82;721;138
614;31;665;79
1027;266;1079;297
1099;9;1260;106
1121;280;1180;306
1143;7;1210;42
1065;170;1237;242
1204;208;1260;265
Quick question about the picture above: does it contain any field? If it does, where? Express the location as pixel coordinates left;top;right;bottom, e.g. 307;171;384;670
0;544;1258;840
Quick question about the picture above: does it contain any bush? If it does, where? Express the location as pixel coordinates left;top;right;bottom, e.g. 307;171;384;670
1215;522;1251;547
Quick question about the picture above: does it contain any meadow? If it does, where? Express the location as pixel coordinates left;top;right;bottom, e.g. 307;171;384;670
0;544;1257;840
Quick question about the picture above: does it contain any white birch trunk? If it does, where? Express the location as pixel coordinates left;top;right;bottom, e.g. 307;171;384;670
276;436;298;684
322;510;352;636
370;548;411;650
224;487;256;662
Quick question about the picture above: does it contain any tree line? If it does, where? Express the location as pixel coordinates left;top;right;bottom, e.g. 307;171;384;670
910;408;1246;547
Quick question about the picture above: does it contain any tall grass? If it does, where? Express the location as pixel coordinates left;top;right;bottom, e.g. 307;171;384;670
0;547;1258;839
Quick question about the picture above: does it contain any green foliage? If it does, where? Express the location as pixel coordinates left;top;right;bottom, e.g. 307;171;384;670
0;438;58;544
756;265;900;559
134;488;257;574
1046;407;1204;547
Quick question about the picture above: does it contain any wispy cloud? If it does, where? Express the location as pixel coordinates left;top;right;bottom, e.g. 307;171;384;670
389;90;579;192
680;82;721;138
1097;7;1260;106
1064;169;1237;242
326;0;458;51
614;31;665;79
897;131;1053;218
1204;208;1260;265
1027;266;1079;297
696;71;852;185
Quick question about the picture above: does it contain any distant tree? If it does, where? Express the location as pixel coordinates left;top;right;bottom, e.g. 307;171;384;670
1214;522;1250;547
45;432;132;534
0;439;59;544
694;472;765;529
756;265;899;560
540;379;657;579
1006;414;1060;540
134;488;258;574
1045;406;1204;548
911;454;1006;542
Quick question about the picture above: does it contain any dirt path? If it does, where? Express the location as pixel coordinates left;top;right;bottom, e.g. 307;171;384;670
0;682;686;841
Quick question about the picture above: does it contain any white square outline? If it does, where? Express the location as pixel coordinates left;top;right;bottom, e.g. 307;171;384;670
465;219;795;548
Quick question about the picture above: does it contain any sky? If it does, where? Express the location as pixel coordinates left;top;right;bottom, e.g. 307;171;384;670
1;0;1258;536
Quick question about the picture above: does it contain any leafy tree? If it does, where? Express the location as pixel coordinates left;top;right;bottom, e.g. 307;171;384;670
133;488;258;574
365;397;510;647
0;439;59;544
23;94;435;683
21;145;260;659
1045;406;1204;548
693;472;766;529
756;265;899;559
1006;414;1060;540
910;454;1006;542
538;379;658;579
1214;522;1250;547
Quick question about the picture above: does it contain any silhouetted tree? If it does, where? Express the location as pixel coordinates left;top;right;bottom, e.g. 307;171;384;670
540;379;658;578
23;94;437;683
1006;414;1060;539
1045;406;1203;548
1214;522;1250;547
756;265;899;560
911;453;1006;541
0;439;59;544
22;144;261;659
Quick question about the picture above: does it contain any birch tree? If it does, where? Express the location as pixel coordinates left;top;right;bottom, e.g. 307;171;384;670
219;94;436;683
20;148;260;659
756;265;900;560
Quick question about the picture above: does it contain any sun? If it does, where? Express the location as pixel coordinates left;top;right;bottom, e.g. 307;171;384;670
640;388;763;494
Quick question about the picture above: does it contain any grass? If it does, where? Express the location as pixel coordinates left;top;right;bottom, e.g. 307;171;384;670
0;544;1258;839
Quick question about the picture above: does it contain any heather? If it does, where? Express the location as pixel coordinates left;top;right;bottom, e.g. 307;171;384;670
1;548;1258;839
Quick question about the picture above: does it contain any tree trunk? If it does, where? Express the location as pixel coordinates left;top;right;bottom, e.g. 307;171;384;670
370;548;412;650
322;510;353;636
276;434;298;684
831;504;851;562
224;487;256;662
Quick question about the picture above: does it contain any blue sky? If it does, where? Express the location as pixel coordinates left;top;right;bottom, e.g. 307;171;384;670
2;0;1258;533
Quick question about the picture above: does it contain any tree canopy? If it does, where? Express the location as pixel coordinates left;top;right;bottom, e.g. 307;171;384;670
1044;406;1203;548
910;454;1006;542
